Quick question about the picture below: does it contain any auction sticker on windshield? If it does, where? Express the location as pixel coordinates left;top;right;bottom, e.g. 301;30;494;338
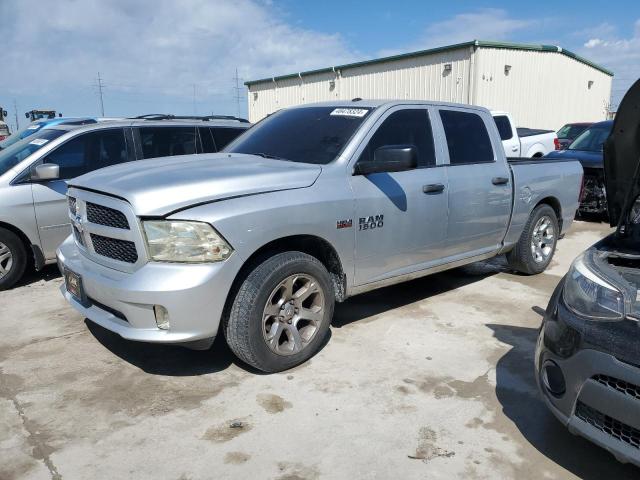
27;125;40;130
29;138;49;146
330;108;369;118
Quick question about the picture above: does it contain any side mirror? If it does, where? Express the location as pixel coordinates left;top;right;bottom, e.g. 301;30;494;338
32;163;60;181
354;145;417;175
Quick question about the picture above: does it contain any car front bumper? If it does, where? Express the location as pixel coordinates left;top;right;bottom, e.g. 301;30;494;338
56;235;242;347
536;283;640;467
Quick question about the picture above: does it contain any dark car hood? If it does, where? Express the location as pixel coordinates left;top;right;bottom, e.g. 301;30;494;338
544;148;603;169
604;78;640;229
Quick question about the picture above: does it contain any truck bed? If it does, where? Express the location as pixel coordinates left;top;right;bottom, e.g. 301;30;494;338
516;127;554;137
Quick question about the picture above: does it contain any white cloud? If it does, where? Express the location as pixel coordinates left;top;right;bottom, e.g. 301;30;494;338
378;9;533;57
0;0;359;117
579;19;640;109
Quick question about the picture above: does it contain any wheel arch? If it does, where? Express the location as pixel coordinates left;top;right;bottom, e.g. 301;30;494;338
534;196;562;231
224;234;347;317
0;220;40;269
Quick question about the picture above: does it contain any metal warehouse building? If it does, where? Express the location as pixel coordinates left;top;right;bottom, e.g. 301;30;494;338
245;40;613;130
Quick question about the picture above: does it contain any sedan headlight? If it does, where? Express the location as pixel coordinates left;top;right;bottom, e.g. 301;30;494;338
562;252;625;320
142;220;232;263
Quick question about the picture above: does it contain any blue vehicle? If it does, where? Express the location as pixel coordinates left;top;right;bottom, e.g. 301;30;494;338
0;117;97;150
545;120;614;215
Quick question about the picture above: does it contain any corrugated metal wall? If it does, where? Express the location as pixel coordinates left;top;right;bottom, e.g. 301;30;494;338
473;48;612;130
247;47;472;122
247;46;613;131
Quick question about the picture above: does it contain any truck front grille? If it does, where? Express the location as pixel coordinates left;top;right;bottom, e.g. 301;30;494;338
575;401;640;450
90;234;138;263
68;196;77;215
73;225;85;247
87;202;130;229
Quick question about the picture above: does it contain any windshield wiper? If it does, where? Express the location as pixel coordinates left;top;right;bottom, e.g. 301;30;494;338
251;152;290;161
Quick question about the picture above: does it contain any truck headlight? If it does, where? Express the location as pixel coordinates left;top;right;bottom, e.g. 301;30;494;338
142;220;232;263
562;252;625;320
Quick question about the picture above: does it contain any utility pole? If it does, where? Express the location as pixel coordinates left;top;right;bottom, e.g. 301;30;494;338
96;72;105;116
233;68;243;118
13;99;19;131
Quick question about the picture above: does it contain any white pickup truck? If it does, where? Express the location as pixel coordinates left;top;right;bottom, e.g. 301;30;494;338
492;111;558;158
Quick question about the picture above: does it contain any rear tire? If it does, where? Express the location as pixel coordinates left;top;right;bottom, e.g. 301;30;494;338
507;204;558;275
224;252;334;373
0;227;27;291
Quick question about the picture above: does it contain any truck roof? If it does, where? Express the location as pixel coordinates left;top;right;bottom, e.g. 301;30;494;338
284;99;491;113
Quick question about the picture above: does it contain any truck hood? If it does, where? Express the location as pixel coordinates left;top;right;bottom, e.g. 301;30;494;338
545;148;603;169
70;153;322;216
604;78;640;229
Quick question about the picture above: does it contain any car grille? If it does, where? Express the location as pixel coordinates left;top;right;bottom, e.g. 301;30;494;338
90;234;138;264
593;375;640;401
575;401;640;450
86;202;130;229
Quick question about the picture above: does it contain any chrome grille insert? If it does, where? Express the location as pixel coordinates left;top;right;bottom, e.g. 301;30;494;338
87;202;130;229
90;234;138;264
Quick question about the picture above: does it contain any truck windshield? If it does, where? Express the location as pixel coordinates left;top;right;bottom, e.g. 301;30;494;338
224;106;372;164
568;124;612;152
0;129;66;177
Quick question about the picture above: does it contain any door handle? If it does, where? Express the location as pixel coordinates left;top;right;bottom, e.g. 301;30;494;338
423;183;445;194
511;146;518;152
492;177;509;185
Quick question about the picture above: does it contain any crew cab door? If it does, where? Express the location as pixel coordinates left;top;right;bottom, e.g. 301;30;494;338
493;114;520;157
350;106;449;285
437;108;512;258
31;128;131;259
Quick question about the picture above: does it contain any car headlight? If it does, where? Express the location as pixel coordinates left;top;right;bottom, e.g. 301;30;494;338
142;220;233;263
562;252;625;320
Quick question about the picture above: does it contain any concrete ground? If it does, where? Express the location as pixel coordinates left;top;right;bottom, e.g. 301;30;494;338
1;220;638;480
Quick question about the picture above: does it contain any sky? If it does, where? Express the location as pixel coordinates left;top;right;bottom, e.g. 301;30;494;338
1;0;638;130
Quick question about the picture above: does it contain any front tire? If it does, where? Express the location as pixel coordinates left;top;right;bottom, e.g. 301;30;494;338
507;204;558;275
0;227;27;291
224;252;334;373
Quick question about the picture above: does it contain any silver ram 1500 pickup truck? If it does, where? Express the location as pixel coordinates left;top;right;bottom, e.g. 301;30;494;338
57;100;583;372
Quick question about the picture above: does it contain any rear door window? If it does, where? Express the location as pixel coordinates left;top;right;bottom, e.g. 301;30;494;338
212;127;245;150
440;110;495;165
199;127;216;153
493;115;513;140
138;127;198;159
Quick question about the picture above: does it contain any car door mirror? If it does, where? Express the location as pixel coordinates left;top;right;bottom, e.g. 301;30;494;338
354;145;417;175
31;163;60;181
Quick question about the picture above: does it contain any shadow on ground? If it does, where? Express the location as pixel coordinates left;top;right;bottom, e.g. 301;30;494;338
333;255;510;327
15;264;61;288
86;321;237;376
489;322;638;478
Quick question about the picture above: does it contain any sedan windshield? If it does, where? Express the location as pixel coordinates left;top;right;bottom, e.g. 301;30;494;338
568;124;612;152
224;106;372;164
0;129;66;177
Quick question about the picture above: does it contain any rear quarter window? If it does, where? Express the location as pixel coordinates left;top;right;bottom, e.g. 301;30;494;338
440;110;495;165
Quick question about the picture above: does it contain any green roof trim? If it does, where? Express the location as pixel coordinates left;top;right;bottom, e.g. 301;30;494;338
245;39;613;86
